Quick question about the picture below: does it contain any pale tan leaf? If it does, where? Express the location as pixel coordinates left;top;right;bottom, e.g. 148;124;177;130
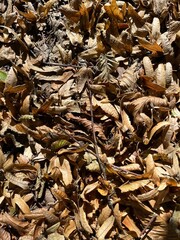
59;159;73;186
0;213;30;234
12;194;31;214
98;101;119;119
64;220;76;238
19;236;34;240
163;117;179;148
119;163;141;172
0;227;11;240
131;96;168;116
119;179;150;193
35;71;73;82
98;205;112;226
144;121;170;145
86;160;100;173
5;172;29;190
81;181;99;201
145;154;160;185
47;232;65;240
79;205;93;234
20;95;30;115
118;62;137;89
137;188;159;201
66;29;83;46
121;109;134;132
4;66;17;88
122;214;141;237
96;215;115;240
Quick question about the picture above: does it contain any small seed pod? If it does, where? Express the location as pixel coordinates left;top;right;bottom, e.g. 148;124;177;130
152;17;161;40
143;56;154;78
155;63;166;87
165;62;173;86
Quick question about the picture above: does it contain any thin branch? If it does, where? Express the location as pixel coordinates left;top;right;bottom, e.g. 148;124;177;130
139;214;157;240
43;61;82;68
87;82;107;180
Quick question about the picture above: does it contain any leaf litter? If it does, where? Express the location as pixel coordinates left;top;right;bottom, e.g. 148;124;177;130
0;0;180;239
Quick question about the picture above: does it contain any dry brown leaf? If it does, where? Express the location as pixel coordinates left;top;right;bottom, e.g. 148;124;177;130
35;71;73;82
137;37;163;52
79;205;93;234
16;9;37;22
12;194;31;214
144;121;170;145
5;172;29;190
128;4;145;28
0;227;11;240
66;113;107;140
121;109;135;132
98;205;112;226
0;213;30;235
104;0;124;22
140;75;166;93
64;219;76;238
119;164;141;172
20;95;30;115
98;100;119;119
79;3;90;31
81;181;99;201
118;62;137;89
122;214;141;237
59;159;73;186
130;96;168;116
145;154;160;185
41;208;59;224
137;188;159;201
38;0;58;19
119;179;150;193
60;5;80;23
96;215;115;240
0;1;179;239
4;84;27;93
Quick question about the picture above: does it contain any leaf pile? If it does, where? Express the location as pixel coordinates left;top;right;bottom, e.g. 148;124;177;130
0;0;180;239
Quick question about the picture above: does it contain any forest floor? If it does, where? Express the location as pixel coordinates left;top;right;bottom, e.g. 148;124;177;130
0;0;180;239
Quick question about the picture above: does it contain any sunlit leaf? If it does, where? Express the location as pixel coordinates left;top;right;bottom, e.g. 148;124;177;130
96;215;115;239
0;70;7;82
104;0;124;22
119;179;150;193
51;140;70;151
79;205;93;234
138;37;163;52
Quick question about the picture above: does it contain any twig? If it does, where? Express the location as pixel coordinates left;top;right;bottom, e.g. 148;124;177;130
43;61;83;68
139;214;157;239
87;82;107;180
